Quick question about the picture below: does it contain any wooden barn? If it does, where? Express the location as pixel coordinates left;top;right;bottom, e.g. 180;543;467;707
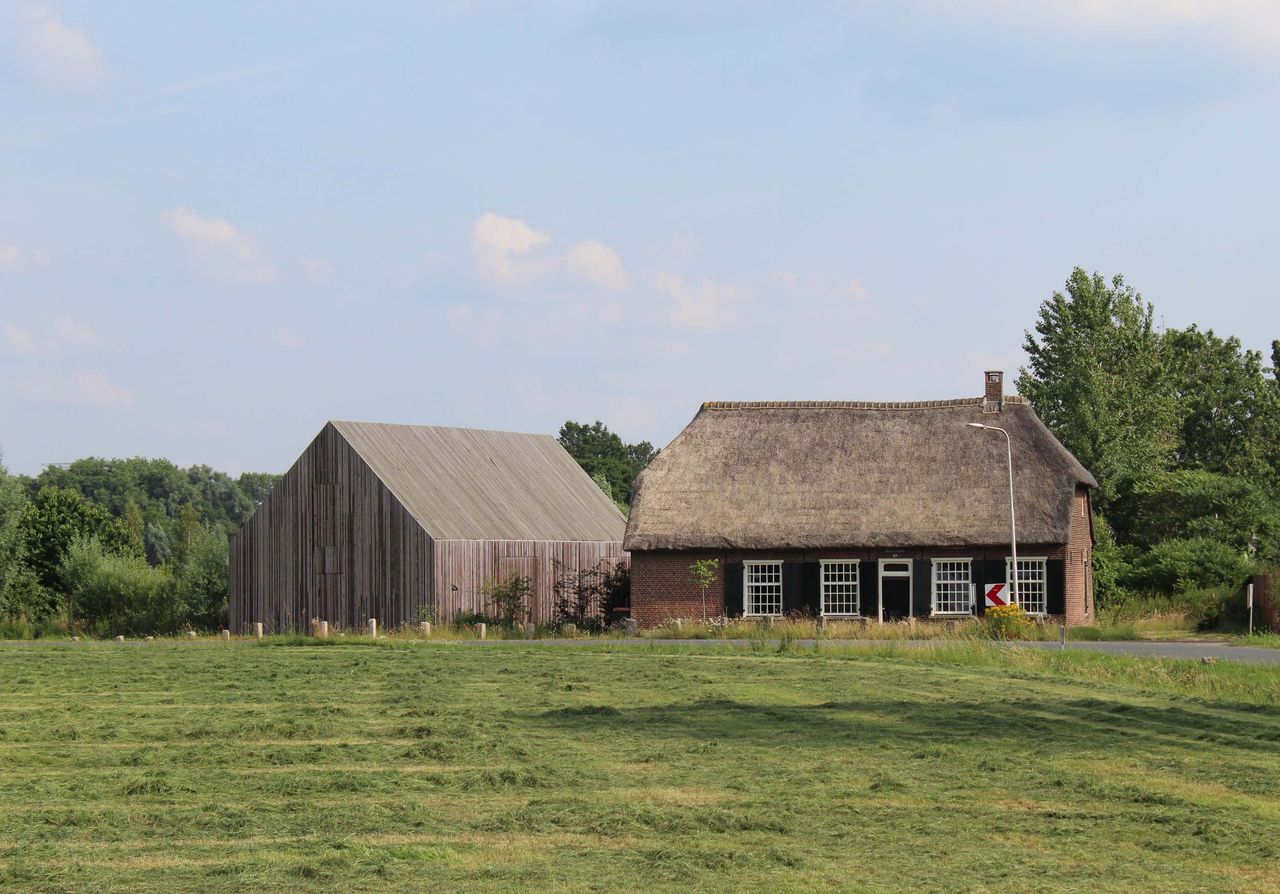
229;421;627;632
625;371;1098;627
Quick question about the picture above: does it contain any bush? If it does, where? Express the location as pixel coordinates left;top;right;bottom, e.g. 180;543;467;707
1123;537;1254;594
61;536;176;635
455;610;493;628
482;575;532;626
983;604;1033;640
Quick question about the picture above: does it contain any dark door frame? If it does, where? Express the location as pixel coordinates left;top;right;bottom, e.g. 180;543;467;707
877;558;913;624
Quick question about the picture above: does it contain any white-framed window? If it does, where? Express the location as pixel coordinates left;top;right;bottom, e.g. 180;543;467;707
931;559;972;615
1007;557;1047;615
744;561;783;616
820;560;860;616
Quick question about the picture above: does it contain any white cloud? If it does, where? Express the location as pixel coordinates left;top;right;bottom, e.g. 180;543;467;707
53;316;101;347
564;240;628;291
300;257;333;286
471;212;552;284
653;272;743;330
163;207;277;283
936;0;1280;49
3;324;38;355
0;245;24;272
21;4;106;91
24;370;134;408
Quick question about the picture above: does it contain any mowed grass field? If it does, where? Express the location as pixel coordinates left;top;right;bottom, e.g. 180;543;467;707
2;643;1280;893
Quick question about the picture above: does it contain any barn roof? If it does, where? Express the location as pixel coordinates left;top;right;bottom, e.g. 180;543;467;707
330;421;626;542
624;396;1096;551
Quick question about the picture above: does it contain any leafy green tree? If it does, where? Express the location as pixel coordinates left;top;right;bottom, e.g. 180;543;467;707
171;525;229;631
61;537;175;635
13;486;138;620
1163;326;1280;481
558;421;657;505
1019;269;1177;511
237;472;281;505
0;457;29;612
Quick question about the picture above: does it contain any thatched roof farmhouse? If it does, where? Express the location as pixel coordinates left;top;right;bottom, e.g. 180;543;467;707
625;372;1097;626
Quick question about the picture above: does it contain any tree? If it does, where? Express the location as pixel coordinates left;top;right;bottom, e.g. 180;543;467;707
13;486;138;621
558;421;657;505
1020;270;1178;513
482;575;532;626
1163;326;1280;481
688;558;719;621
0;457;29;613
237;472;281;505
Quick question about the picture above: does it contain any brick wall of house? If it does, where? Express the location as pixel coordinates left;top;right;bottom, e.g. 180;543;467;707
1065;486;1095;627
631;543;1077;627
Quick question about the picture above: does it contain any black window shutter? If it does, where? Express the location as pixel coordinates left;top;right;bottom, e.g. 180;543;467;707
782;562;805;615
802;561;821;615
912;559;932;617
1047;559;1066;616
974;558;1007;616
723;561;744;617
860;560;878;618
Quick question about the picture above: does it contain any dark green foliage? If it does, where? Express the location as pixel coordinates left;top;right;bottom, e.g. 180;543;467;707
482;575;532;626
12;486;137;618
551;560;631;630
557;420;657;505
61;537;176;635
1022;268;1279;613
236;472;281;505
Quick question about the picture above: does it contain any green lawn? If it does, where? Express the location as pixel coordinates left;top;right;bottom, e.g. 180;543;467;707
2;642;1279;893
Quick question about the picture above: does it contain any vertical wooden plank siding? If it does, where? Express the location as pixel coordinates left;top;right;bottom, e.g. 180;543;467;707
432;540;628;623
229;424;435;633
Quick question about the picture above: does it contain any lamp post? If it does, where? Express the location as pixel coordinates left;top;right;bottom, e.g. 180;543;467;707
966;422;1018;605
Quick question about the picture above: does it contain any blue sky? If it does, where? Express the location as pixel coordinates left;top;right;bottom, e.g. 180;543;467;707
2;1;1279;476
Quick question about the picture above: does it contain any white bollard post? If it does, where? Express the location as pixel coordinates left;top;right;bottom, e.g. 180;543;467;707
476;622;487;640
316;620;329;640
563;622;577;639
145;636;154;643
624;618;637;637
186;630;196;640
115;635;124;643
367;618;377;638
220;629;231;642
254;622;264;640
419;621;431;638
71;636;80;643
524;622;535;640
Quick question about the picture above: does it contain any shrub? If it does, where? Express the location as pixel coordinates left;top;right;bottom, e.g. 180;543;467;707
482;575;532;626
455;610;493;628
1123;537;1254;594
983;604;1033;640
61;536;176;635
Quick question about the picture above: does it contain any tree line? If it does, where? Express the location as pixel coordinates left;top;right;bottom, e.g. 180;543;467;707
1020;268;1278;622
0;458;279;636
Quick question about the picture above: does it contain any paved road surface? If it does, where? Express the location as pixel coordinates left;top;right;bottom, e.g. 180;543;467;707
3;637;1279;664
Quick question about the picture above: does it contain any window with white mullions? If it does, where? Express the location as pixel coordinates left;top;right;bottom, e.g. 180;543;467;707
1006;557;1047;615
744;561;783;616
820;560;859;616
931;559;972;615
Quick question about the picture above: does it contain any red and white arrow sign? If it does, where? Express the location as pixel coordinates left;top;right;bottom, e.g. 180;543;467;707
984;583;1007;607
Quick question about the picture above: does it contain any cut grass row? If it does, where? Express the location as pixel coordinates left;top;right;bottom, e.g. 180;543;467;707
2;642;1279;892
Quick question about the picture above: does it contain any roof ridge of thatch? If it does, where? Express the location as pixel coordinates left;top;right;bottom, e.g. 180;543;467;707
700;395;1027;411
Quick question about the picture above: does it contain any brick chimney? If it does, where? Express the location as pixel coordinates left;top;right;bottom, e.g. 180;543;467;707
983;370;1003;413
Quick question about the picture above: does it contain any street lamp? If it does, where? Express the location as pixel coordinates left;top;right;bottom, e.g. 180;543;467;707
966;422;1018;605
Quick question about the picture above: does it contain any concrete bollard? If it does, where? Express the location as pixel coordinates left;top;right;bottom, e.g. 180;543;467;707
624;618;637;637
476;623;486;640
419;621;432;638
220;629;231;642
115;635;124;642
71;636;80;642
145;636;154;643
315;620;329;640
186;630;197;640
524;622;535;640
367;618;377;638
563;623;577;639
672;618;682;633
254;622;264;640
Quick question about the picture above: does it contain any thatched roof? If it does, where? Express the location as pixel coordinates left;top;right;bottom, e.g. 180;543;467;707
331;421;626;542
624;397;1096;551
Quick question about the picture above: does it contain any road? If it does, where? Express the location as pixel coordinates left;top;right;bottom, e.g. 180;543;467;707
5;636;1278;664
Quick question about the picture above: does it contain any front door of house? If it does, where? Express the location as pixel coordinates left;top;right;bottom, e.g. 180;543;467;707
879;560;912;622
